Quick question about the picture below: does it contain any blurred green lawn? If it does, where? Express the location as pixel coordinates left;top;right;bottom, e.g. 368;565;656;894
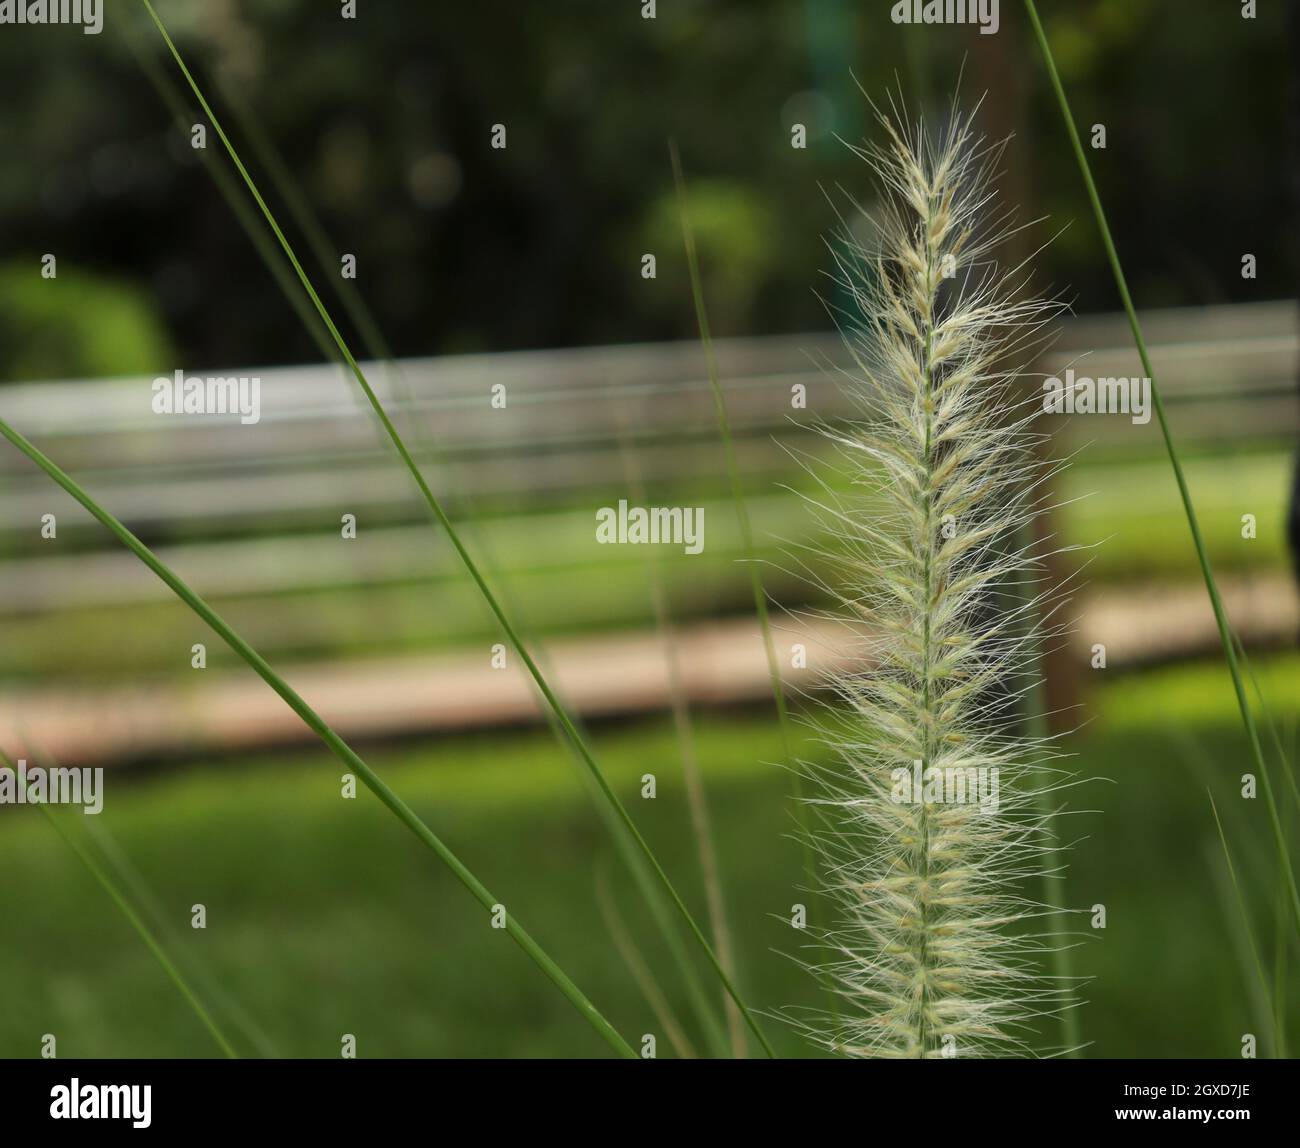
1;651;1297;1058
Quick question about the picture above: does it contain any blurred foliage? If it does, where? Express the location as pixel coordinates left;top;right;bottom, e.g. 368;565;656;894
0;0;1292;379
641;180;778;332
0;262;173;381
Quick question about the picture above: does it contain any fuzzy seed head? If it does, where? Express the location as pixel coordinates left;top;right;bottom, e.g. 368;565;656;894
792;96;1079;1059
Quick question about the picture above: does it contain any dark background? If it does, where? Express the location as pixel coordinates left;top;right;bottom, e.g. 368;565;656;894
0;0;1291;380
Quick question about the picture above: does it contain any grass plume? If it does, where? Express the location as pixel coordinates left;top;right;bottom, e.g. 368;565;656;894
795;97;1077;1058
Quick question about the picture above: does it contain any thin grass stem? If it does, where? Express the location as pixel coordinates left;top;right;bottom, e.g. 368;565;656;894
617;430;745;1056
595;865;699;1060
208;69;727;1055
1023;0;1300;939
135;0;772;1055
0;424;634;1059
123;15;722;1055
0;748;238;1059
14;722;282;1058
669;141;832;1031
1208;790;1282;1057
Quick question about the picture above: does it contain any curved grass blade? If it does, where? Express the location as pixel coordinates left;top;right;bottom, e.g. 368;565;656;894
0;747;238;1059
124;6;722;1053
182;64;727;1055
669;139;835;1027
1233;633;1300;817
13;722;281;1057
136;0;771;1057
617;430;743;1056
668;139;802;809
81;814;282;1058
1208;790;1282;1057
0;423;634;1059
595;863;699;1060
1023;0;1300;940
117;16;341;370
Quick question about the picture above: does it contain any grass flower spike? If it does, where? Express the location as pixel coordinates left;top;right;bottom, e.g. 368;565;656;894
800;96;1076;1059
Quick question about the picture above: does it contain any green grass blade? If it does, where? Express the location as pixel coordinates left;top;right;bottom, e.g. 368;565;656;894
127;16;645;1043
617;432;743;1055
206;66;728;1058
0;748;238;1058
595;863;699;1059
1023;0;1300;940
117;18;341;369
669;139;837;1028
1233;633;1300;818
217;81;399;369
1208;790;1282;1057
130;12;725;1053
1230;636;1297;1057
668;140;811;860
0;422;634;1059
647;566;746;1056
81;814;283;1058
1275;877;1290;1059
14;721;282;1057
668;139;800;790
136;0;771;1057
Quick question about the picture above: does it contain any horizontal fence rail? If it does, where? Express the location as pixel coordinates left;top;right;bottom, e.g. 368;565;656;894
0;302;1296;763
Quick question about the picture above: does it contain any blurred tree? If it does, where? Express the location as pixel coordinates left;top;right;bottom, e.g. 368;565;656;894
0;1;1290;379
0;263;173;381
